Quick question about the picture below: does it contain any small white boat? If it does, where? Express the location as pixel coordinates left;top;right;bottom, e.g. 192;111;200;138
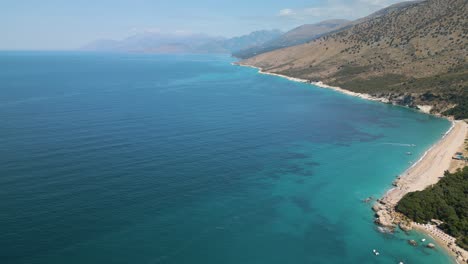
421;238;426;242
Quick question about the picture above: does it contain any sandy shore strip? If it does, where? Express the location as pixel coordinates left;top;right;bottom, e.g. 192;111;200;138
374;121;467;263
381;121;466;205
233;63;431;108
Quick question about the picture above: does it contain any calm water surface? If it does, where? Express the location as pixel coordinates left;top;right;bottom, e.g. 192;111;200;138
0;52;452;263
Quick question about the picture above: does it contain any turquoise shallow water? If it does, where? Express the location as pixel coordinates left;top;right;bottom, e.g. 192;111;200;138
0;52;452;263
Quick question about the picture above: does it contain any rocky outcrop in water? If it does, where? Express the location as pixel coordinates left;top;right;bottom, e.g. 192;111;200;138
373;199;414;232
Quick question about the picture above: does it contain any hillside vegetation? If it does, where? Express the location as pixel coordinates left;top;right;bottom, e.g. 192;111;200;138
396;167;468;250
242;0;467;118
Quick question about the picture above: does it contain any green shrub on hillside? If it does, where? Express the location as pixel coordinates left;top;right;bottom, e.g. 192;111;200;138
443;99;468;119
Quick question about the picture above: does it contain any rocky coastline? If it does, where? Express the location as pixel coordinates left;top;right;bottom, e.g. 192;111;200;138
373;198;468;263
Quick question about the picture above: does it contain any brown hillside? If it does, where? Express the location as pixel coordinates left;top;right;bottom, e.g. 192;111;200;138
242;0;467;116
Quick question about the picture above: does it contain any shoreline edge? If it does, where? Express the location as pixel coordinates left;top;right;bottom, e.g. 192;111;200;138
235;62;468;263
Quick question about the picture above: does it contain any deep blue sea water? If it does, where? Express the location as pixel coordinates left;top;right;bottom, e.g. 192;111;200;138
0;52;453;263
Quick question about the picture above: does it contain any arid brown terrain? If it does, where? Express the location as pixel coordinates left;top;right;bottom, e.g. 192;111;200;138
242;0;467;118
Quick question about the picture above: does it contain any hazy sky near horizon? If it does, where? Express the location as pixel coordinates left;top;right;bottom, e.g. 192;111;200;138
1;0;403;50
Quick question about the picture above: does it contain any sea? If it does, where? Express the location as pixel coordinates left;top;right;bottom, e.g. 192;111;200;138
0;52;453;264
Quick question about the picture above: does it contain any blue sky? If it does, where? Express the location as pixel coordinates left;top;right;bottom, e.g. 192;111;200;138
1;0;402;50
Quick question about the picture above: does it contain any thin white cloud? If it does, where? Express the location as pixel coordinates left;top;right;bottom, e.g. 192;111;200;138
357;0;393;7
277;0;402;20
130;27;162;34
279;9;296;17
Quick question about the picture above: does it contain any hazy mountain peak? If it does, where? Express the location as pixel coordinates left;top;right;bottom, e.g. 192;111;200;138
233;19;350;58
82;29;282;54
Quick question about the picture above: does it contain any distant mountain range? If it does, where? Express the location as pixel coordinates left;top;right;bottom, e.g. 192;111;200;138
83;1;424;57
241;0;467;118
233;19;350;59
82;0;431;58
82;33;223;53
82;0;467;118
82;30;283;54
234;1;424;59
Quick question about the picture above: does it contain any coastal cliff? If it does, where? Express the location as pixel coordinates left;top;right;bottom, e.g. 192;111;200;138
241;0;467;118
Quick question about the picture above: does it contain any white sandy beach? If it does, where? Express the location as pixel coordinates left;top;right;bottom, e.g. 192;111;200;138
235;63;437;113
382;121;467;206
236;63;392;102
236;62;468;263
